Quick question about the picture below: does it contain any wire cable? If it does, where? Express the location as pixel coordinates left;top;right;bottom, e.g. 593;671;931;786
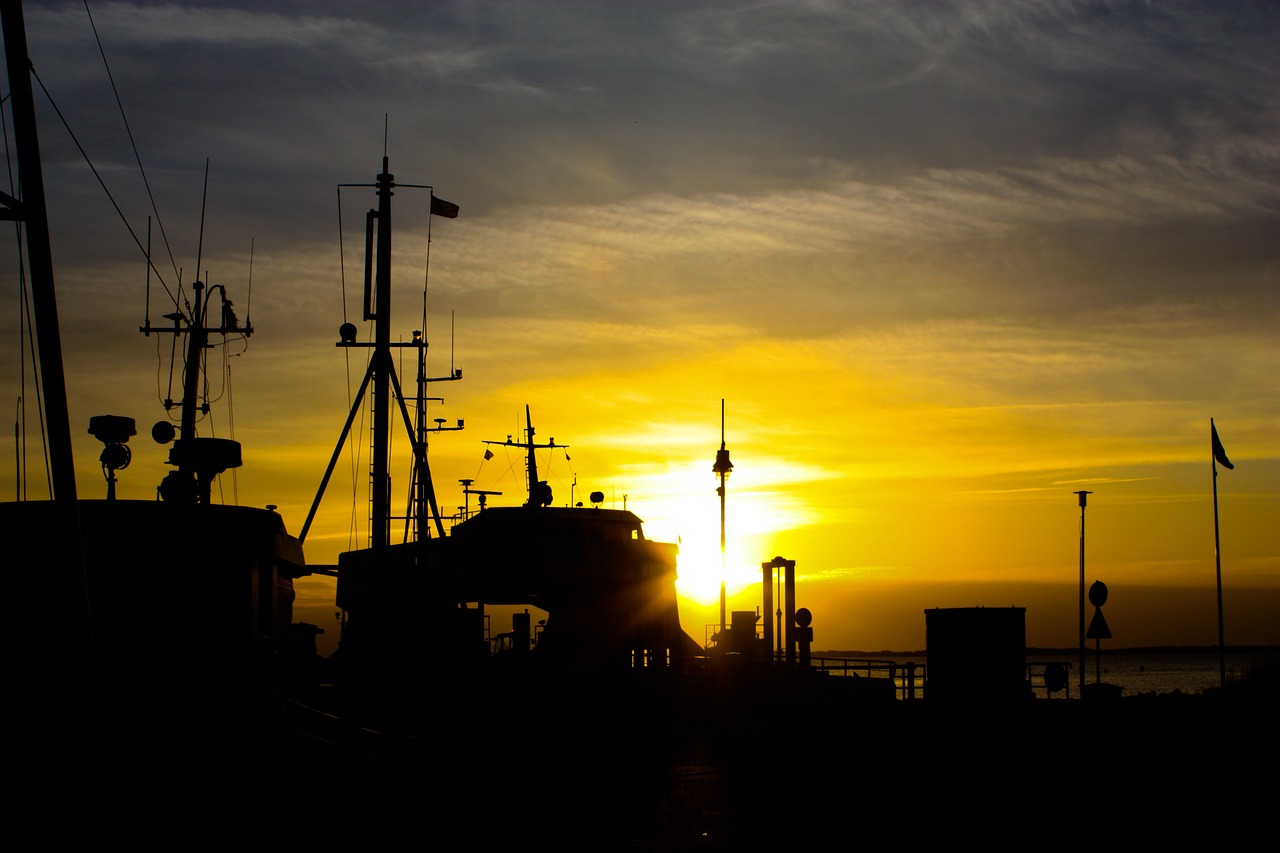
82;0;180;281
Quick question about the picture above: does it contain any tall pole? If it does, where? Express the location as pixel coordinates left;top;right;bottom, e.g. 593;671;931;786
2;0;77;505
176;280;207;501
1213;450;1223;686
713;400;733;638
370;158;394;549
414;330;426;539
2;0;92;692
1075;490;1092;693
1212;419;1226;688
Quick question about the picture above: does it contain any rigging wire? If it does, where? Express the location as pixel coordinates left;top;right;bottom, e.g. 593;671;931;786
28;66;178;307
30;49;198;427
245;238;254;331
223;346;238;506
336;185;365;550
337;186;349;327
81;0;179;282
195;162;208;290
224;242;252;505
407;219;434;544
399;335;411;544
155;303;180;416
21;269;50;499
2;91;52;499
27;56;200;451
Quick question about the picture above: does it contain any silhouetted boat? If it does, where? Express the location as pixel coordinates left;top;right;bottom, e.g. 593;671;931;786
298;158;704;734
0;0;312;771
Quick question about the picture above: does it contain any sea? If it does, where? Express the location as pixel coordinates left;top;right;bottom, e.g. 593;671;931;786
1031;650;1277;698
813;649;1280;699
1039;649;1280;697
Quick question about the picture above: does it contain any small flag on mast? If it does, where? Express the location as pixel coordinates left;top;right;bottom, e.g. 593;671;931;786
430;193;459;218
483;448;494;461
1211;419;1234;470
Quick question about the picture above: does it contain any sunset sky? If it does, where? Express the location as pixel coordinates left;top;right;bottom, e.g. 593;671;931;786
3;1;1276;653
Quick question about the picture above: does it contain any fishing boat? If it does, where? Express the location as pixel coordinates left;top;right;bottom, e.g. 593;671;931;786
299;158;702;730
0;1;312;773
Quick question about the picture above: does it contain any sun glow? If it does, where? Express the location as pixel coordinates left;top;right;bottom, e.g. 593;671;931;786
627;462;821;609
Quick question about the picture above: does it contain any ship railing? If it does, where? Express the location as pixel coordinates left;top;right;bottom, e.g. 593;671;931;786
809;657;925;701
808;658;1077;701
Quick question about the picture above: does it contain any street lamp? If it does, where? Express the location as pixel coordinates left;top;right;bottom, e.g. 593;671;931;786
1074;490;1093;693
712;400;733;637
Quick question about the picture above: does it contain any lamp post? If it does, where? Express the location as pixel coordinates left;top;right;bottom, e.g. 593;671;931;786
712;400;733;638
1074;490;1092;693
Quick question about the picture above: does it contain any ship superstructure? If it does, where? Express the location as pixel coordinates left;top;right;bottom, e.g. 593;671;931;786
305;159;697;708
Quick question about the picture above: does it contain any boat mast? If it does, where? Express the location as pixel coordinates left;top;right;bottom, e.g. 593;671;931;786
1;0;77;504
525;405;539;505
406;329;462;539
2;0;95;687
139;164;253;504
522;405;563;507
141;274;252;503
302;158;461;545
370;157;394;548
481;405;563;508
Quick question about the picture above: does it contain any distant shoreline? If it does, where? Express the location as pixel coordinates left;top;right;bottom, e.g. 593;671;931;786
813;645;1280;657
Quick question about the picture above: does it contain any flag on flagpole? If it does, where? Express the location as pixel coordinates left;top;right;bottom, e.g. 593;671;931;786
1211;419;1234;470
430;194;459;218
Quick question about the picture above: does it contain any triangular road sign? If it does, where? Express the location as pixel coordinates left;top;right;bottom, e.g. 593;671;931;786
1087;609;1111;640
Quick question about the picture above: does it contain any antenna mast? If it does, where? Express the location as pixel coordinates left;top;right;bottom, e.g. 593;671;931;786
1;0;77;504
482;405;564;508
301;158;462;544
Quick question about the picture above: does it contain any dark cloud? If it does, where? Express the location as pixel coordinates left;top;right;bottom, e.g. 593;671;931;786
17;1;1277;240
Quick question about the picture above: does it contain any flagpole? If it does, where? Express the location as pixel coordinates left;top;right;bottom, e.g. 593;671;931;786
1212;419;1225;689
